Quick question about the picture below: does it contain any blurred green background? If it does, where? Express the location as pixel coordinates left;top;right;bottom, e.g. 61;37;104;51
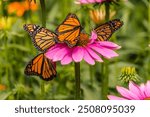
0;0;149;100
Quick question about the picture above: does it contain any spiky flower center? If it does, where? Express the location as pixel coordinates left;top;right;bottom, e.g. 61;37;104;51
77;33;89;46
144;97;150;100
119;67;140;83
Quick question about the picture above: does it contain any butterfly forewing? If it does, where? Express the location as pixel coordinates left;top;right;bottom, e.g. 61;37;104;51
23;24;57;52
24;53;56;81
94;19;123;41
55;13;83;47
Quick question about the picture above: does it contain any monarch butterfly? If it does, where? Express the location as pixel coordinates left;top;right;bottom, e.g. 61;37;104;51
23;24;57;52
24;53;57;81
94;19;123;41
55;13;83;47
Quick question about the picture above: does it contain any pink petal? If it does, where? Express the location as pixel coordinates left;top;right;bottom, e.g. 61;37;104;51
129;81;144;99
83;49;95;65
45;45;64;59
144;81;150;97
89;44;119;59
81;0;95;4
107;95;128;100
85;46;103;62
72;46;84;62
98;41;121;49
47;43;65;51
75;0;89;4
90;31;97;40
96;0;103;2
61;51;73;65
75;0;103;4
117;86;140;100
139;84;147;99
52;47;69;61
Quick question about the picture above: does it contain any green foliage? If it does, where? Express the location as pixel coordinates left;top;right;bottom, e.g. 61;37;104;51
0;0;149;100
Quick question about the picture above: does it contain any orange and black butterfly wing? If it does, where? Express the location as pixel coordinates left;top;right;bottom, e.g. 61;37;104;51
55;13;83;47
94;19;123;41
24;24;57;52
24;53;56;81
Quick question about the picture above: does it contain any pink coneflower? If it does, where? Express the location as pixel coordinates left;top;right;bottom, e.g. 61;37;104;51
75;0;128;4
108;81;150;100
75;0;111;4
45;31;120;65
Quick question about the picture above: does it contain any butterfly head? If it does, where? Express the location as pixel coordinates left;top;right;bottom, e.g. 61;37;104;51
24;24;36;31
23;24;41;36
109;19;123;31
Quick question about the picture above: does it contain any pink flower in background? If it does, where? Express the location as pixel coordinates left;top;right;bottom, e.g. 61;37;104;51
45;31;120;65
75;0;127;4
75;0;111;4
108;81;150;100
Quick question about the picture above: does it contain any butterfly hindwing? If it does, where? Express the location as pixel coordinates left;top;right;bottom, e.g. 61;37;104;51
24;53;57;81
24;24;57;52
55;13;83;47
94;19;123;41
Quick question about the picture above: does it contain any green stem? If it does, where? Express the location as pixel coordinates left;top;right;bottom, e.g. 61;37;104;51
1;0;4;16
3;31;11;89
75;62;81;100
101;61;109;99
101;3;110;100
105;2;110;21
40;0;46;97
89;66;94;86
148;1;150;41
148;0;150;80
40;0;46;27
40;80;45;98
